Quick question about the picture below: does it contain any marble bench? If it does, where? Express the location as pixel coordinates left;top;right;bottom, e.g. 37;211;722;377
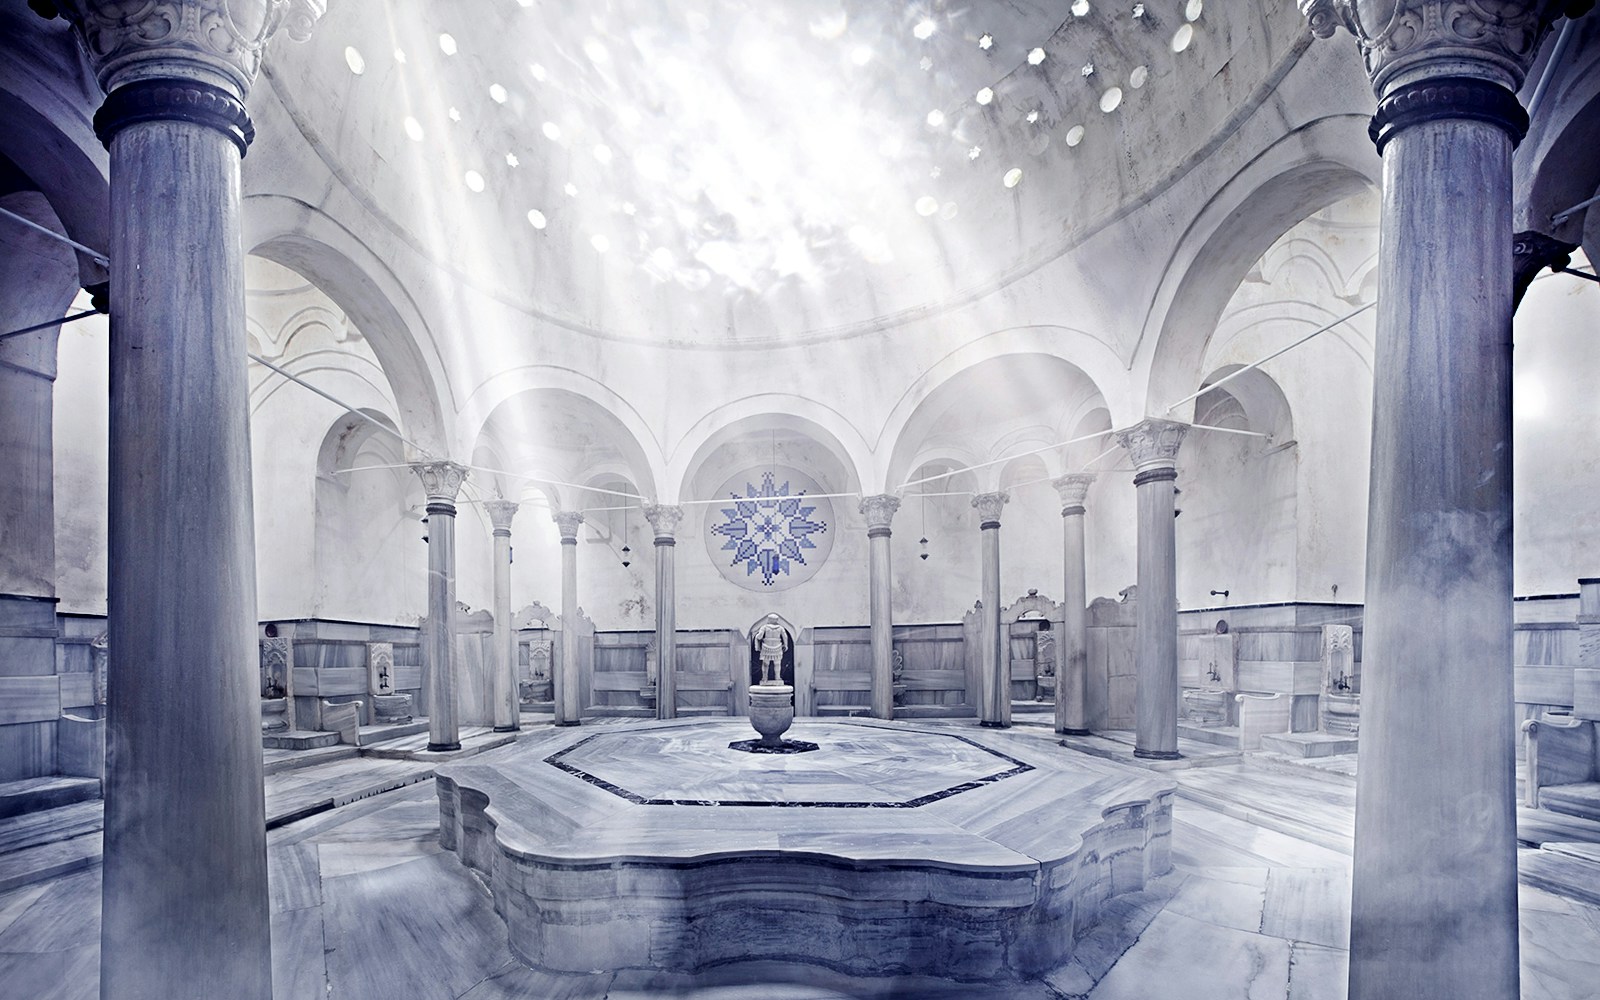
1523;669;1600;815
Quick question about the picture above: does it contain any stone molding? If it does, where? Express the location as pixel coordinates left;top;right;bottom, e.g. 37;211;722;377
553;509;585;542
1298;1;1585;94
411;461;468;504
484;499;519;536
1369;75;1529;150
642;503;685;541
858;494;901;536
971;491;1009;528
94;77;253;154
1115;419;1187;471
1051;474;1095;513
1513;230;1580;308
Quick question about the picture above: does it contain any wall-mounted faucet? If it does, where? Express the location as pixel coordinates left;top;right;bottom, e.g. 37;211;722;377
1209;589;1229;600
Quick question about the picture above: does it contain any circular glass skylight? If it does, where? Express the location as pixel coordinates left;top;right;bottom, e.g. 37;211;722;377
1026;109;1040;123
529;63;547;82
915;196;939;216
1173;24;1195;52
505;152;519;166
651;247;674;269
564;182;578;197
976;87;994;105
527;209;547;229
1028;47;1046;65
447;107;461;122
1065;125;1086;146
1072;0;1091;15
1187;0;1204;20
852;46;873;66
344;47;365;75
393;48;406;64
940;202;959;220
403;116;423;141
1100;87;1123;113
542;121;562;141
594;144;613;164
489;83;508;103
1129;66;1149;89
978;33;994;50
590;234;610;253
1003;167;1023;188
438;33;457;56
464;170;484;192
914;19;937;40
926;109;946;127
967;145;982;159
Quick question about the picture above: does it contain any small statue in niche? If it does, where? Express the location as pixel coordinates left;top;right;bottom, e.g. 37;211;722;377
892;648;907;708
529;640;553;682
1036;629;1057;679
749;613;794;688
91;630;109;706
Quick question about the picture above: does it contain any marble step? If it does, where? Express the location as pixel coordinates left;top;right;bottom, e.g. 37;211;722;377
262;744;358;776
1518;846;1600;908
1257;732;1360;758
0;800;101;855
1516;803;1600;848
1537;782;1600;823
262;729;342;750
0;776;100;819
1176;723;1241;748
0;830;101;893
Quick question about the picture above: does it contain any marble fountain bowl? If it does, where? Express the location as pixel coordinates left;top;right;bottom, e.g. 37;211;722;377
435;718;1174;983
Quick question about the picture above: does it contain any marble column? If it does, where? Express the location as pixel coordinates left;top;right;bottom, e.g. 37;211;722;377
1301;4;1580;997
1052;474;1095;735
643;504;684;720
414;461;468;751
44;2;323;997
860;494;902;720
972;491;1010;727
1116;419;1186;759
484;499;520;732
553;510;585;726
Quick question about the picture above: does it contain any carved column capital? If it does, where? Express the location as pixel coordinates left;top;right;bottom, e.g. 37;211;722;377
411;461;468;505
1300;2;1585;117
1052;474;1096;515
553;509;585;542
42;0;328;153
642;503;684;541
484;499;519;536
1116;419;1187;472
971;491;1010;528
859;494;901;537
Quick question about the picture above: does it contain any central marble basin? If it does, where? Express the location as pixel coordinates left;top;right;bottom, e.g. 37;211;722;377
435;718;1174;983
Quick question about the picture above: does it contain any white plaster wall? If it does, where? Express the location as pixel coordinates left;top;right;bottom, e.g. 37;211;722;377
1513;254;1600;595
52;301;108;614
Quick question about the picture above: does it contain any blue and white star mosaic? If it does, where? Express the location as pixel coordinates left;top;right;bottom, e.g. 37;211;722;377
710;471;830;586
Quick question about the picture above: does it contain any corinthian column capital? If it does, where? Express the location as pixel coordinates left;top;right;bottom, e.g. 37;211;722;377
1116;419;1187;472
1300;1;1586;96
484;499;519;536
553;509;585;542
1052;474;1096;514
642;504;684;541
411;461;468;504
971;491;1009;528
858;494;901;536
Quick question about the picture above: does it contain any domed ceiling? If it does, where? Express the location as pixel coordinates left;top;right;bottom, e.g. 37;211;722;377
263;0;1286;346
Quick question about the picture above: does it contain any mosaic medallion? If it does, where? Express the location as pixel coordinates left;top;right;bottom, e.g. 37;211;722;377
704;466;833;591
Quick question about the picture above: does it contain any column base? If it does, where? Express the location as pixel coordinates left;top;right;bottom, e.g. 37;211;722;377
555;720;582;728
492;725;518;733
427;742;462;752
1058;728;1092;736
1133;748;1182;761
979;720;1011;729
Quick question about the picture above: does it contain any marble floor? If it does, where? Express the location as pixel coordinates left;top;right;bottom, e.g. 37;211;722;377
2;723;1598;999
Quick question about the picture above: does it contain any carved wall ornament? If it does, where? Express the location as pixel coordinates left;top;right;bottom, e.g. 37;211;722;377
704;467;834;592
260;634;290;698
553;508;586;541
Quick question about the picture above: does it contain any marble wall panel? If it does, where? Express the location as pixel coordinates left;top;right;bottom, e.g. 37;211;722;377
1516;667;1576;707
0;636;55;676
455;632;495;727
58;672;92;709
0;675;60;724
317;668;368;697
1237;693;1292;750
1235;661;1320;696
1573;669;1600;721
56;714;103;778
0;720;53;781
292;667;319;696
1516;625;1579;667
1234;629;1322;663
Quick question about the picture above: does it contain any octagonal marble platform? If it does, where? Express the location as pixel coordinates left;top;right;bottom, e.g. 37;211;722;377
435;719;1175;983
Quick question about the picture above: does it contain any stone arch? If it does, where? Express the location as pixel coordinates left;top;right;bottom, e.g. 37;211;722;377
244;195;449;457
1136;117;1379;421
669;397;872;506
470;386;658;506
1517;20;1600;258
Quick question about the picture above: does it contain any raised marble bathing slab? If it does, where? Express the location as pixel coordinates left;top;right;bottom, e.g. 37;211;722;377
436;718;1174;982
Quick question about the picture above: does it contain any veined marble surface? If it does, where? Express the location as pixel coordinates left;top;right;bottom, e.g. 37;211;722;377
436;718;1176;979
